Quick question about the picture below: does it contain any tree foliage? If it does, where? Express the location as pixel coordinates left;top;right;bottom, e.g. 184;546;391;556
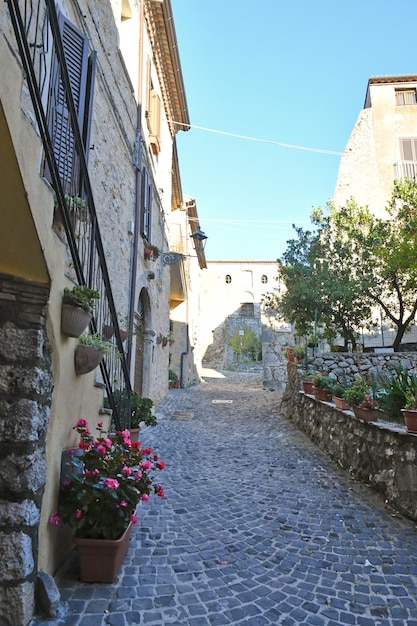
267;179;417;351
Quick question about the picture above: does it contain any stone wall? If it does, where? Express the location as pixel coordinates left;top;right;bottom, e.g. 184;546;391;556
280;362;417;522
0;275;52;626
310;351;417;385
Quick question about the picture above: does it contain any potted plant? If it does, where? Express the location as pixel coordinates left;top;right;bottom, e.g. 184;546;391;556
144;244;160;260
333;384;350;410
74;333;113;375
61;285;100;338
169;370;179;388
353;394;379;422
293;343;307;365
300;371;314;395
343;377;369;409
401;390;417;433
50;419;165;582
312;371;335;401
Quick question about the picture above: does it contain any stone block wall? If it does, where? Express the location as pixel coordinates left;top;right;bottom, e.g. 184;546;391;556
310;351;417;385
280;362;417;522
0;274;52;626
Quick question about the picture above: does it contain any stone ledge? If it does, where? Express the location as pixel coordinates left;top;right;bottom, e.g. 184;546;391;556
281;362;417;521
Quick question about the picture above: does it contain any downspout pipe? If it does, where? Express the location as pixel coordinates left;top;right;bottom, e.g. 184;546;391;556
127;0;145;372
179;324;190;388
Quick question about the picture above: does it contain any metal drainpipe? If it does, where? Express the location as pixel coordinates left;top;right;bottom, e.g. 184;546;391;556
179;324;190;388
127;0;145;372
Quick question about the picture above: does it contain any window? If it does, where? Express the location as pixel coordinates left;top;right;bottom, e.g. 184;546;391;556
395;89;417;106
240;303;254;317
44;14;96;188
140;169;152;240
145;57;161;155
397;138;417;180
261;275;268;284
225;275;232;283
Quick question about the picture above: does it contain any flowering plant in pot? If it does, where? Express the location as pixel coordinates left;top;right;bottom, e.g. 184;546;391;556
50;419;165;539
333;384;350;410
352;394;379;422
50;420;165;581
312;371;335;401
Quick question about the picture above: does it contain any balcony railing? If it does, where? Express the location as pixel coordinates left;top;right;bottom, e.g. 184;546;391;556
394;160;417;181
6;0;131;429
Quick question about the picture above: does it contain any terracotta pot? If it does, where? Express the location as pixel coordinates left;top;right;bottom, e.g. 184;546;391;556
61;303;92;338
353;406;378;422
74;344;104;375
129;427;140;442
401;409;417;434
313;387;332;402
334;396;350;410
74;523;132;583
302;380;314;394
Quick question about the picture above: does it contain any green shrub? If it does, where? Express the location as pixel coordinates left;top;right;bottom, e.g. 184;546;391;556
376;365;417;423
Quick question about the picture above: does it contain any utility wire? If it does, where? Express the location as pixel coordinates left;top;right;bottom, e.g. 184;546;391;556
167;119;343;156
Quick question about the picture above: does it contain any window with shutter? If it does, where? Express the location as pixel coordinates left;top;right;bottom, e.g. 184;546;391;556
400;138;417;161
140;169;152;241
145;57;161;155
395;89;417;106
44;14;95;189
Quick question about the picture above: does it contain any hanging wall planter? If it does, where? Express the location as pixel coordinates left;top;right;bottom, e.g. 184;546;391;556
74;344;104;375
61;304;92;338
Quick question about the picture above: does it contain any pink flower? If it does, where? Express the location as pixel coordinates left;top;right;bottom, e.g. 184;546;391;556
104;478;119;489
141;494;149;502
96;444;106;455
140;460;152;470
49;512;61;526
155;485;165;498
75;509;83;518
97;421;103;429
134;471;143;479
74;419;89;430
130;514;138;525
104;438;113;449
122;466;132;476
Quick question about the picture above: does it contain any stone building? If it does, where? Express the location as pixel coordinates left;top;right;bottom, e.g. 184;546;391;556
333;74;417;349
194;260;292;388
0;0;195;623
334;74;417;216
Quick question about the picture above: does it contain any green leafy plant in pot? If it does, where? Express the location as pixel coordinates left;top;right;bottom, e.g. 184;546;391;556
75;333;113;376
61;285;100;337
343;377;369;408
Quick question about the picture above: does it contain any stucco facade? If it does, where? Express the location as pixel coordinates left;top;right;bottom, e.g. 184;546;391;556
0;1;192;623
193;261;292;388
334;74;417;216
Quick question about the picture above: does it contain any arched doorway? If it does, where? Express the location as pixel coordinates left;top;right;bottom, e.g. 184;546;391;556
134;288;151;394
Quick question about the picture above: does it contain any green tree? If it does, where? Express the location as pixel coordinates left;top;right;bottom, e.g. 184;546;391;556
229;327;261;361
267;179;417;351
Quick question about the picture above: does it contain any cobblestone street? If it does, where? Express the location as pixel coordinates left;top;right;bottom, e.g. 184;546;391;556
33;370;417;625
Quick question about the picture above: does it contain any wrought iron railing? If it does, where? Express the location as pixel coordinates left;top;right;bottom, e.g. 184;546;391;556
6;0;131;429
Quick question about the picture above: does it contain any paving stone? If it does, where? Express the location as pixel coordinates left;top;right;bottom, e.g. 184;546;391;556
30;370;417;626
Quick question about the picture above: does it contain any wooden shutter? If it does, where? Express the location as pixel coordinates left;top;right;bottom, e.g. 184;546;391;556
45;15;92;185
140;169;152;240
400;138;417;161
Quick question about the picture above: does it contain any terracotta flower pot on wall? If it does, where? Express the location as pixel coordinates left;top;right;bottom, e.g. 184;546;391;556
401;409;417;434
334;396;350;411
353;406;378;422
313;387;332;402
302;380;314;394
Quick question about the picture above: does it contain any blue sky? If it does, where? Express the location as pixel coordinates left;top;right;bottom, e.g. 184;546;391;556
171;0;417;261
